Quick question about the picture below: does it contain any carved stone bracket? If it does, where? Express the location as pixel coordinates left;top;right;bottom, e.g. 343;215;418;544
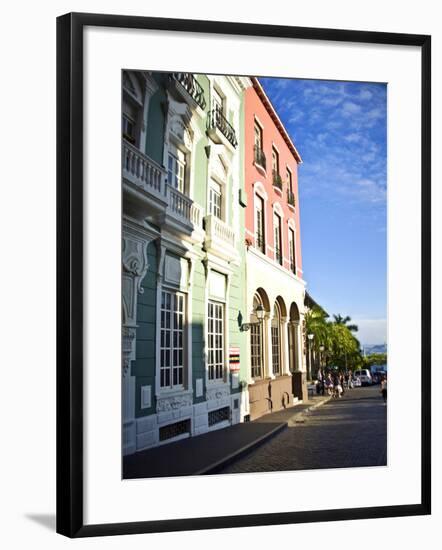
122;232;154;341
122;236;149;295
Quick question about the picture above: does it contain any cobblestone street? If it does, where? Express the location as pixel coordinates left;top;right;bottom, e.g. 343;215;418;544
217;385;387;474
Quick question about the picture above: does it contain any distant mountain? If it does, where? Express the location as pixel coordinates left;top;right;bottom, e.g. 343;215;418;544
363;344;387;355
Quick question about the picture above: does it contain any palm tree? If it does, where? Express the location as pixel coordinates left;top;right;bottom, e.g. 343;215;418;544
333;313;358;333
304;306;331;377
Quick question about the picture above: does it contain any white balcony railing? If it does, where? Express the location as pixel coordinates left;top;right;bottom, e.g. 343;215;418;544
123;140;165;195
123;140;204;235
166;184;192;219
204;214;236;250
191;202;204;229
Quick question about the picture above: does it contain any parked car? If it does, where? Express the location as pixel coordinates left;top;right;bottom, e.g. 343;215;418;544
354;369;373;386
352;377;362;387
371;368;387;384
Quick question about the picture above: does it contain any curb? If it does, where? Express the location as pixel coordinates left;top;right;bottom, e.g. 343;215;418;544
198;396;333;474
197;422;287;475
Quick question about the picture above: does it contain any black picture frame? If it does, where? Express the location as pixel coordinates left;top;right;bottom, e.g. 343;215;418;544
56;12;431;538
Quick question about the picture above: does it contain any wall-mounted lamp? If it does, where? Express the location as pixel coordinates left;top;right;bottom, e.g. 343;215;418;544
240;304;265;332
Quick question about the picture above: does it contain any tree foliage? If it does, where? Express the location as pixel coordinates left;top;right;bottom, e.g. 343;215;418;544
305;308;363;371
363;353;387;368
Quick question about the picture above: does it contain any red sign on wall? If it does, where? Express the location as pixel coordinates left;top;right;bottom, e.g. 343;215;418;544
229;347;240;372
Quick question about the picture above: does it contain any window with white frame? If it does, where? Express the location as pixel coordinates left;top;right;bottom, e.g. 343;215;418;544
212;87;224;114
255;194;265;253
286;167;295;207
160;290;185;388
167;149;186;194
272;147;279;175
208;300;224;381
122;101;137;144
271;302;282;376
209;179;222;219
274;212;283;265
289;227;296;274
250;294;264;379
254;121;263;150
286;167;293;193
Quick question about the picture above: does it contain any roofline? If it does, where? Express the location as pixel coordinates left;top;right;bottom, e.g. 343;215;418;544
251;77;302;164
305;291;329;317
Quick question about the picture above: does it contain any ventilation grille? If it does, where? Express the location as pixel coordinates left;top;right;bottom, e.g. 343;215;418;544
159;419;191;442
208;406;230;427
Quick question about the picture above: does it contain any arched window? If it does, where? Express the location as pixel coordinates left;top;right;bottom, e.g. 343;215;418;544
250;294;264;379
271;301;282;376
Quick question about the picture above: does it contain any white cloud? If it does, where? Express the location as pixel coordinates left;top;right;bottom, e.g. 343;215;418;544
341;101;362;116
362;152;376;162
345;133;362;143
288;111;304;124
359;89;373;101
352;318;387;346
325;120;343;131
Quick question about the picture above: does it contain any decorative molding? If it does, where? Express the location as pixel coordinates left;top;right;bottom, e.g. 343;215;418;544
156;393;193;413
273;201;284;218
142;72;159;97
166;91;192;123
253;181;268;201
288;218;297;231
210;153;229;184
122;236;150;294
122;326;136;376
227;75;253;94
123;71;143;105
206;386;230;402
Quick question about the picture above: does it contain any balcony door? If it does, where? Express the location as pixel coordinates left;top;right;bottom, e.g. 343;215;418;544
167;148;187;194
209;178;224;220
212;87;224;115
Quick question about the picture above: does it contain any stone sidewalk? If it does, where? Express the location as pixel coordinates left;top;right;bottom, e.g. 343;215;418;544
123;393;331;479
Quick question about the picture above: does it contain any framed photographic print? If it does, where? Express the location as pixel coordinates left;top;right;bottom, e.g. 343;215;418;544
56;12;431;537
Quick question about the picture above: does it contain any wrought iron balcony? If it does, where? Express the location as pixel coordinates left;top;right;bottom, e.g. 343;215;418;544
287;189;296;207
170;73;206;110
207;108;238;148
272;171;283;191
254;145;266;170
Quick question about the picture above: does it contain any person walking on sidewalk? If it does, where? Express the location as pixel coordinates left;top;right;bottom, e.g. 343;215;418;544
325;373;334;396
339;371;346;395
380;375;387;404
348;369;353;389
332;372;343;398
317;369;325;395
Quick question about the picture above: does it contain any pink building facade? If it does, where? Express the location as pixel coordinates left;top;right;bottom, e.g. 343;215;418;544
243;78;308;420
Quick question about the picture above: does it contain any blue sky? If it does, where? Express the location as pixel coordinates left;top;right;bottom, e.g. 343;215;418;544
260;77;387;346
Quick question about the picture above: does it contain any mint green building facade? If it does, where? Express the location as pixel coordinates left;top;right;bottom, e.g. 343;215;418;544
122;71;252;454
